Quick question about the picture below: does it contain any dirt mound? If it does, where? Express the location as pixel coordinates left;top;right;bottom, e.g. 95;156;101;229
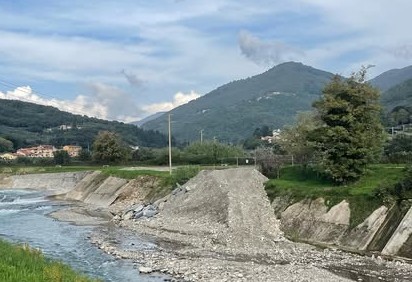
141;168;283;249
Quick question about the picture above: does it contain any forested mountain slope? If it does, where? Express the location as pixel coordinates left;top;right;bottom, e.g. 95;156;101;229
0;99;168;149
142;62;335;143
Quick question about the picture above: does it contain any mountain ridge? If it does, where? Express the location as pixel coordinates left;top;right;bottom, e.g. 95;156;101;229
370;65;412;92
143;61;412;143
142;62;335;142
381;78;412;110
3;62;412;147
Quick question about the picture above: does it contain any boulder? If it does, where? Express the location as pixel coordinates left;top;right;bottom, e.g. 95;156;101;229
138;266;153;274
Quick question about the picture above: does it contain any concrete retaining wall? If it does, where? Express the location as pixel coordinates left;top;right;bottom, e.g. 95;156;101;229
382;205;412;256
63;171;129;207
273;197;412;258
0;172;90;195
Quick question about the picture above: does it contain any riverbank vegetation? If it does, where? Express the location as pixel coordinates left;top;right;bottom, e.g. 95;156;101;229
0;239;99;282
265;164;411;227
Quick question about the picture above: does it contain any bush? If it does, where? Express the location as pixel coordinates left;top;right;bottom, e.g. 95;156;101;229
53;150;71;165
373;166;412;202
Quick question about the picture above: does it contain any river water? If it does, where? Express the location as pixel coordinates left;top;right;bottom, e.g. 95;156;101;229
0;189;165;282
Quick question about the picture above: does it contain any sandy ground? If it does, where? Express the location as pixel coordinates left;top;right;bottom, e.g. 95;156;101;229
49;206;112;225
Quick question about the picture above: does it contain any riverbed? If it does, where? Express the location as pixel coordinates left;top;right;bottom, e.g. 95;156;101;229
0;189;166;282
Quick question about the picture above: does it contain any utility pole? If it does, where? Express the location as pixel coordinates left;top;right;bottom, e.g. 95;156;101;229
168;114;172;175
200;129;204;144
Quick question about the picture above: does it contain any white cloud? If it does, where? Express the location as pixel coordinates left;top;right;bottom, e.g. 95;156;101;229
0;86;105;118
1;0;412;120
0;84;142;122
142;90;200;114
238;30;305;66
295;0;412;73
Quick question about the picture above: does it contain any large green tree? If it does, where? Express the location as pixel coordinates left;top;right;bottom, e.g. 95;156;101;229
279;111;319;166
312;69;384;184
92;131;128;163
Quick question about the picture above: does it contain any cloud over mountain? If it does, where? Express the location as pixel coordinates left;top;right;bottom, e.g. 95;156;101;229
0;84;142;122
238;30;304;67
142;90;200;113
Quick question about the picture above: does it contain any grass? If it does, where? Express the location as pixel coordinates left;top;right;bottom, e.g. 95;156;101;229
1;165;203;185
0;239;100;282
100;167;170;180
1;166;98;175
265;164;407;228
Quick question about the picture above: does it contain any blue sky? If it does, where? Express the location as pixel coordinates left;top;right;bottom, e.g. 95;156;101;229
0;0;411;122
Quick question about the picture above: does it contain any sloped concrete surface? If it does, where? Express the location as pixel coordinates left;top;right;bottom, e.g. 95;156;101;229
83;176;128;207
0;172;89;194
382;205;412;256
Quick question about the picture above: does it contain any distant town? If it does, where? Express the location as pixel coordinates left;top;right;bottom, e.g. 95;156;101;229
0;145;82;160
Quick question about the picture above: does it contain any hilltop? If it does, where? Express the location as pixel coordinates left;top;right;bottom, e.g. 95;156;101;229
142;62;334;143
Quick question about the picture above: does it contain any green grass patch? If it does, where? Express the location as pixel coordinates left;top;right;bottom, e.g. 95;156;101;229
100;167;170;180
265;164;407;228
0;239;100;282
1;166;99;175
2;165;203;186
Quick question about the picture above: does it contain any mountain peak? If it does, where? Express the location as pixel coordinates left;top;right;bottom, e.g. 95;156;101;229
262;62;323;77
269;61;305;71
142;63;334;142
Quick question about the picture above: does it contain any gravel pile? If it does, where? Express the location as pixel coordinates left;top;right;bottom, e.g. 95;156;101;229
137;168;283;251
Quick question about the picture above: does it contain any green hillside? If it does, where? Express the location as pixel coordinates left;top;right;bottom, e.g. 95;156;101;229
142;62;334;143
381;78;412;110
0;99;168;150
370;65;412;92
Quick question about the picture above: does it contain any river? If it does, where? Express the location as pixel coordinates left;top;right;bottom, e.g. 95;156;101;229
0;189;166;282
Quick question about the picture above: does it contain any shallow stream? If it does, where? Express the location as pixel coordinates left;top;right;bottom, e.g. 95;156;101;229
0;189;165;282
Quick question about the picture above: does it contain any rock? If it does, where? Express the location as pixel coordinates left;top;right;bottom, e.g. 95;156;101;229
138;266;153;274
133;210;144;219
143;208;158;218
123;210;134;220
145;204;156;211
133;204;145;213
124;203;144;214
